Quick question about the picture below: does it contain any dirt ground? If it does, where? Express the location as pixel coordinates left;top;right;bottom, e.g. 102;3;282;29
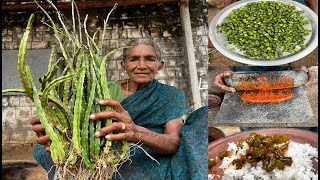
2;143;48;180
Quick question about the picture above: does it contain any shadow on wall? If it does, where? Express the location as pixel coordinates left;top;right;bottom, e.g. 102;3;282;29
4;119;30;143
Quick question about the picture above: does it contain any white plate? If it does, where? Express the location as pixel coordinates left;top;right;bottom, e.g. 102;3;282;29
209;0;318;66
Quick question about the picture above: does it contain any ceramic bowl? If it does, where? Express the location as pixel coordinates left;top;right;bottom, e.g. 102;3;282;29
209;0;318;66
208;128;318;179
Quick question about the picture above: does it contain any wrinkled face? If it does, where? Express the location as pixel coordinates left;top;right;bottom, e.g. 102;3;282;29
122;44;164;86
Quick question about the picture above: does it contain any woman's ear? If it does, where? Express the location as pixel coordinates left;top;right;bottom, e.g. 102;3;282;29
157;60;165;71
121;60;126;70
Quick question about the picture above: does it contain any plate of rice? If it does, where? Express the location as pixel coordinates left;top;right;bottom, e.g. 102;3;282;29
209;0;318;66
208;128;318;180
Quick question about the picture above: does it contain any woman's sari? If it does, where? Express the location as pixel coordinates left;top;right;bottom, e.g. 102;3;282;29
33;80;207;179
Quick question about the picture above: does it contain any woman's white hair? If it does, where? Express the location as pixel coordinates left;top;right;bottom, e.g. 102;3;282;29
123;38;161;61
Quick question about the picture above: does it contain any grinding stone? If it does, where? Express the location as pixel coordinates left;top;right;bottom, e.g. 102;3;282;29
224;70;308;89
214;87;313;124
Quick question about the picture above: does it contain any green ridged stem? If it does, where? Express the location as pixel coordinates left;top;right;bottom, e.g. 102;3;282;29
72;65;86;155
26;66;65;164
17;14;34;99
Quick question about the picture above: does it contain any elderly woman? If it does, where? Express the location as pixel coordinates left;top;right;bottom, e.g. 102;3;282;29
31;38;207;179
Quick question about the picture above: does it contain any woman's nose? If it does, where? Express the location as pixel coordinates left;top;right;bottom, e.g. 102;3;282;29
137;59;147;68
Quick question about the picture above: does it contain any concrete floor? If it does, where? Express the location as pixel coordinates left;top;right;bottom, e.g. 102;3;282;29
2;144;48;180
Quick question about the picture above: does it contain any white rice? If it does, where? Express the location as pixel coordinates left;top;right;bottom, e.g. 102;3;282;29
218;141;318;180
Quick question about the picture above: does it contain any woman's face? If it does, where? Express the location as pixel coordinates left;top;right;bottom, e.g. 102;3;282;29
122;43;164;86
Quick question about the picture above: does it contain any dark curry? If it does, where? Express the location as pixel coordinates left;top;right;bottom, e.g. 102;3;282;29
229;132;293;172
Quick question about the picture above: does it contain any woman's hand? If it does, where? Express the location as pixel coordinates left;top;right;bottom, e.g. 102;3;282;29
90;99;138;142
207;0;235;7
214;70;236;92
305;0;318;15
90;99;183;155
292;66;315;86
30;116;51;152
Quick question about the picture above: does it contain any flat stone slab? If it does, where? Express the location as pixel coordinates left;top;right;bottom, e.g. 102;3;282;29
224;70;308;89
214;87;313;125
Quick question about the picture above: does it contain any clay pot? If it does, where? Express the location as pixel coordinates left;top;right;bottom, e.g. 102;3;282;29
208;127;225;143
208;128;318;179
208;94;222;109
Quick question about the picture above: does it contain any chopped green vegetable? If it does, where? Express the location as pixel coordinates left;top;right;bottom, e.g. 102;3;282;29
217;1;312;60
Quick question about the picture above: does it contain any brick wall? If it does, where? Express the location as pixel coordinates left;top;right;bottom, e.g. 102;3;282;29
2;1;208;144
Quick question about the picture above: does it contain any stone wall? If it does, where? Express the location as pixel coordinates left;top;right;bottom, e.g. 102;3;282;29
2;1;208;144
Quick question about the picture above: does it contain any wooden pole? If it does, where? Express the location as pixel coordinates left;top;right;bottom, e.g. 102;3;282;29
2;0;179;11
179;0;202;109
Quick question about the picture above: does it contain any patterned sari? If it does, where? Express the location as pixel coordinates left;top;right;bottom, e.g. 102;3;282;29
34;80;207;179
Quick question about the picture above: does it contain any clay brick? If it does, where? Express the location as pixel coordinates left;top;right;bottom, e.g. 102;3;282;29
127;29;142;39
9;133;25;144
2;126;9;143
179;79;189;90
119;71;128;80
13;25;23;33
8;96;19;106
162;58;176;67
42;31;52;41
150;28;161;37
117;60;124;69
109;70;119;81
117;39;131;47
142;29;151;38
2;96;9;107
166;79;179;87
162;31;172;37
27;41;32;49
24;131;38;144
31;106;38;117
35;23;50;31
32;31;42;42
123;19;138;29
113;50;122;59
2;107;16;119
198;46;207;56
119;29;128;39
19;96;34;107
111;29;119;39
158;37;181;47
161;47;183;57
196;26;207;36
2;24;7;32
3;41;19;50
167;68;177;78
16;106;32;118
107;60;118;70
111;20;122;29
109;40;117;49
201;35;208;46
155;69;167;79
12;32;23;42
31;41;49;49
175;67;183;78
151;18;165;27
4;119;17;128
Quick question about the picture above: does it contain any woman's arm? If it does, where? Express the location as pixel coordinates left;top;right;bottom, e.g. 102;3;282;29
128;118;183;155
91;99;184;155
